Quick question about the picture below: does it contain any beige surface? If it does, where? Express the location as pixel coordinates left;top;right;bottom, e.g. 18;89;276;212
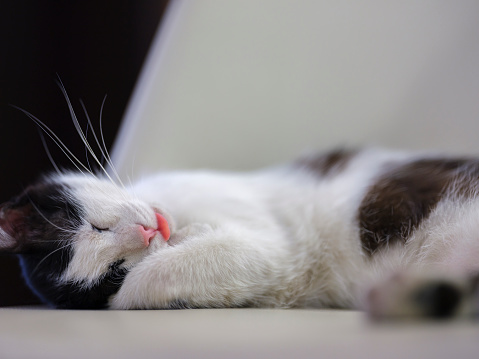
0;307;478;359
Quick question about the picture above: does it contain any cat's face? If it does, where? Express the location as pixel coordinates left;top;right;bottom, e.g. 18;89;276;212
0;173;171;308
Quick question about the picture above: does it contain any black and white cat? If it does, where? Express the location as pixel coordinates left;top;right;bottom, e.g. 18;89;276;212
1;137;479;317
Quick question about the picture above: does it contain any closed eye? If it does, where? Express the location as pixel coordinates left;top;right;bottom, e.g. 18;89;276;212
91;224;109;233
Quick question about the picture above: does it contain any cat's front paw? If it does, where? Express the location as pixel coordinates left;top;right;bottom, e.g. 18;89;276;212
365;271;473;320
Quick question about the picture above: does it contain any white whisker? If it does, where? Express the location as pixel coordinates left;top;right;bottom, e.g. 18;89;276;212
97;95;125;188
83;120;95;174
28;199;78;235
56;78;115;184
79;99;109;175
78;98;126;188
31;242;74;276
37;128;61;175
99;95;109;169
11;106;92;176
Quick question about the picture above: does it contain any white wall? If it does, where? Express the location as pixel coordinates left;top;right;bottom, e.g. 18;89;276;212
112;0;479;179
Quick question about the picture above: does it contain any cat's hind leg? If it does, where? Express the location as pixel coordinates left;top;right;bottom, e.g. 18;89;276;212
364;270;479;320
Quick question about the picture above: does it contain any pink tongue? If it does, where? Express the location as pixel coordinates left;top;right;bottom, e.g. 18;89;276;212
155;213;170;241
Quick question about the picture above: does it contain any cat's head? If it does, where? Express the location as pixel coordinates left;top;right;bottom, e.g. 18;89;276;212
0;173;171;309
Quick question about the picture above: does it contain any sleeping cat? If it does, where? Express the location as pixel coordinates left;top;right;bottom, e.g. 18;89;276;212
1;146;479;318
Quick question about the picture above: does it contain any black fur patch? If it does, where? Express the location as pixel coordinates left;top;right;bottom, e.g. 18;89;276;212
358;158;479;256
295;149;357;177
4;177;127;309
25;259;130;309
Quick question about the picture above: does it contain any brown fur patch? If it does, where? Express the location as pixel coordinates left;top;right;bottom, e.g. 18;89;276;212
358;158;479;256
296;149;357;177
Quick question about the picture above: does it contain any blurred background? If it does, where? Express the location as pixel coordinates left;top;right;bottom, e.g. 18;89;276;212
112;0;479;179
2;0;479;306
0;0;169;306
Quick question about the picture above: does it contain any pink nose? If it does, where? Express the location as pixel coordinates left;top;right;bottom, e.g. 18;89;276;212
139;225;157;246
138;213;171;246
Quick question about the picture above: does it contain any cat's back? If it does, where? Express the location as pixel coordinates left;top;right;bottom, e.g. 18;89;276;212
127;147;479;246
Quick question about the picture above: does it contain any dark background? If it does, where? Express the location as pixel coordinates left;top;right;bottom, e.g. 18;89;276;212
0;0;170;306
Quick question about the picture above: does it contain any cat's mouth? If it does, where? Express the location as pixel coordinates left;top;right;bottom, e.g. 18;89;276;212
139;212;170;246
150;207;175;244
154;212;170;241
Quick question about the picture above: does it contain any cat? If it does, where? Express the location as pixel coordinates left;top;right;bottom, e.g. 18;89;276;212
1;142;479;318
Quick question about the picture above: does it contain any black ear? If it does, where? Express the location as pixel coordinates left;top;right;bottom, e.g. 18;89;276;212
0;200;33;253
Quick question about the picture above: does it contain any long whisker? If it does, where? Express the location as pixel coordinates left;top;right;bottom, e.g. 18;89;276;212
78;99;109;176
83;120;95;174
31;242;74;276
99;95;109;169
11;106;93;176
78;98;125;188
97;95;125;187
28;239;73;244
28;199;78;235
55;79;115;184
126;151;137;190
37;128;61;175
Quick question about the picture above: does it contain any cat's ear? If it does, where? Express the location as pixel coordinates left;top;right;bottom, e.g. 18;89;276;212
0;200;33;253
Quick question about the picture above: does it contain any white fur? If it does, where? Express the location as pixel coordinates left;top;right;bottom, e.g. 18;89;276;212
52;149;479;310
